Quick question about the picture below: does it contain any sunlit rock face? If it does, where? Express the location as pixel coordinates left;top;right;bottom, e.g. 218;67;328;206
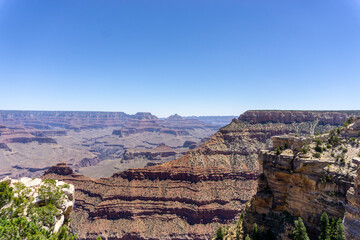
344;158;360;240
244;127;359;239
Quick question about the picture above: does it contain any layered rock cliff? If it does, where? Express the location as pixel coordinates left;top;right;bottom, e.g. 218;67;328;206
42;110;360;239
244;119;360;239
344;158;360;240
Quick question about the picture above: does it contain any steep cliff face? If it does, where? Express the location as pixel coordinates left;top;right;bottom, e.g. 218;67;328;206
43;129;260;240
238;110;354;126
244;122;360;239
42;111;359;240
344;158;360;240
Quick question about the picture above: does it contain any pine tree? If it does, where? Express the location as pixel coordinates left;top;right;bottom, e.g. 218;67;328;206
215;227;224;240
293;217;310;240
333;218;345;240
251;223;260;240
329;218;336;239
319;212;330;240
245;234;251;240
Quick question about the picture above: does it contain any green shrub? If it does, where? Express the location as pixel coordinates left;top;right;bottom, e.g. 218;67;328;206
315;138;323;146
337;128;342;134
0;180;77;240
38;179;64;207
343;118;353;127
29;203;61;227
315;146;324;153
215;227;224;240
0;181;13;209
300;146;309;154
313;152;321;158
276;147;282;155
328;135;341;147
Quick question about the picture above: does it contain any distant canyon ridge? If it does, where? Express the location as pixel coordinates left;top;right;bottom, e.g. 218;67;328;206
0;110;236;178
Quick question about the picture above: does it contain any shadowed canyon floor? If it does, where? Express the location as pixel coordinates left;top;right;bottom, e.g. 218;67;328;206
42;110;360;240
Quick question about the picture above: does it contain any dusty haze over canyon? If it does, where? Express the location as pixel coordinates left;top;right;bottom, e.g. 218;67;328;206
0;110;235;179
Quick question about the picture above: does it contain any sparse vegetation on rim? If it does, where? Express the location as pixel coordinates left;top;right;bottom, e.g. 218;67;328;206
0;179;76;240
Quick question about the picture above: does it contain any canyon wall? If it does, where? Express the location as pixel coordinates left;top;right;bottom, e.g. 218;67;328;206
344;158;360;239
244;121;360;239
42;110;360;239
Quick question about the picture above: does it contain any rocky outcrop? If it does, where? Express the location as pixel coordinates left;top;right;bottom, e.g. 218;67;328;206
344;157;360;239
41;110;359;240
112;130;123;137
238;110;358;126
45;162;74;175
244;131;359;239
0;176;75;233
123;144;178;160
159;129;190;136
183;140;197;149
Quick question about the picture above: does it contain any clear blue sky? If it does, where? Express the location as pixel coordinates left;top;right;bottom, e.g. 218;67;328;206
1;0;360;117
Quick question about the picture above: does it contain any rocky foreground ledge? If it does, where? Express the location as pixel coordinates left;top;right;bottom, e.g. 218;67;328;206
244;117;360;239
0;176;75;234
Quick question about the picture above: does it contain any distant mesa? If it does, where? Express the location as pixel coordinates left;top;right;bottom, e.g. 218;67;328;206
112;129;123;137
183;140;197;149
134;112;158;120
152;143;173;151
44;163;73;176
123;143;178;161
166;114;183;121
